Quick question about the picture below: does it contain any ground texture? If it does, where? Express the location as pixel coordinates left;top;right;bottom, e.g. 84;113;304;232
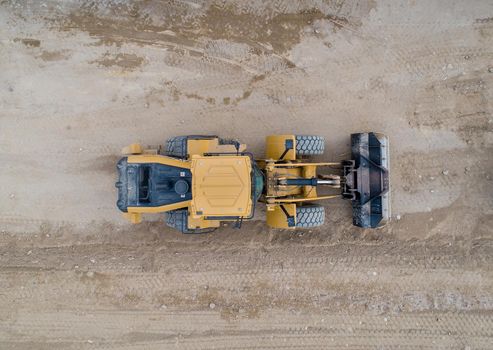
1;0;493;349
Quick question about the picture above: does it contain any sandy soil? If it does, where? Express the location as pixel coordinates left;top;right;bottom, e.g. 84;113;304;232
1;0;492;349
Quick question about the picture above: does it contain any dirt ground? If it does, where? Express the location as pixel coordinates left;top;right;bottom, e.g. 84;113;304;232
1;0;493;349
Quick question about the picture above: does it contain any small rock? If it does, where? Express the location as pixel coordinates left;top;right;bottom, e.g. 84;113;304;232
87;339;93;344
86;271;94;278
74;265;79;269
464;55;470;60
430;189;435;193
9;193;15;199
372;271;377;276
79;148;83;152
429;176;435;180
204;285;209;290
466;139;472;144
442;170;449;176
27;250;32;255
488;67;493;73
209;302;216;309
384;317;388;322
465;167;470;172
160;304;167;309
90;258;96;264
144;103;149;108
396;214;401;221
447;63;453;69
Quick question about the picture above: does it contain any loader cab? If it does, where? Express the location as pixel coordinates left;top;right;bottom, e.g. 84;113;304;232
115;157;192;212
116;152;264;230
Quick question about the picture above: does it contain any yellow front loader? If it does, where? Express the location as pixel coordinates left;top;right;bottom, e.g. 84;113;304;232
115;134;390;232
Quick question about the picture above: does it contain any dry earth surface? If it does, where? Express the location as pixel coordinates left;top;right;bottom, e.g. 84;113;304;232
1;0;493;349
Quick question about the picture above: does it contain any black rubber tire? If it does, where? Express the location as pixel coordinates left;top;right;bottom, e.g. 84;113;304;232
164;136;188;159
296;204;325;228
163;135;219;159
165;210;189;232
295;135;325;156
165;210;216;234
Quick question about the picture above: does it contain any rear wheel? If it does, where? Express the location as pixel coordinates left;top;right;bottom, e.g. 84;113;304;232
165;210;216;234
295;135;324;156
165;209;188;232
163;136;188;159
296;204;325;228
163;135;219;159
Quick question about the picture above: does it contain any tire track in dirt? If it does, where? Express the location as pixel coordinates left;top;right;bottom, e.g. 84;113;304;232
1;310;492;349
1;239;491;320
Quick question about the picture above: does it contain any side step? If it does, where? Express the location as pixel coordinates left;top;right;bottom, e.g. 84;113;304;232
342;132;390;228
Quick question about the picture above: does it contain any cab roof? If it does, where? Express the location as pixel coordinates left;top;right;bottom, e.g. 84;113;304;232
190;155;252;218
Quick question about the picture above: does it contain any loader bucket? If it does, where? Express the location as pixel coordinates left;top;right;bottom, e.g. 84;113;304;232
342;132;390;228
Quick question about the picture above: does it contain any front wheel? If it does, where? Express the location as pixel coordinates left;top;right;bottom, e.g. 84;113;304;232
296;204;325;228
295;135;325;156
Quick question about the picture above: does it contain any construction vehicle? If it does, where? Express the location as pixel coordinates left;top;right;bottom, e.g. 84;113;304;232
115;133;390;232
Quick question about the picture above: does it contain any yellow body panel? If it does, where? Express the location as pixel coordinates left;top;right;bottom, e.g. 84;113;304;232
122;143;143;155
127;154;191;169
187;139;246;157
266;203;296;228
123;212;142;224
187;215;221;230
190;155;252;218
127;200;191;214
265;135;296;160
